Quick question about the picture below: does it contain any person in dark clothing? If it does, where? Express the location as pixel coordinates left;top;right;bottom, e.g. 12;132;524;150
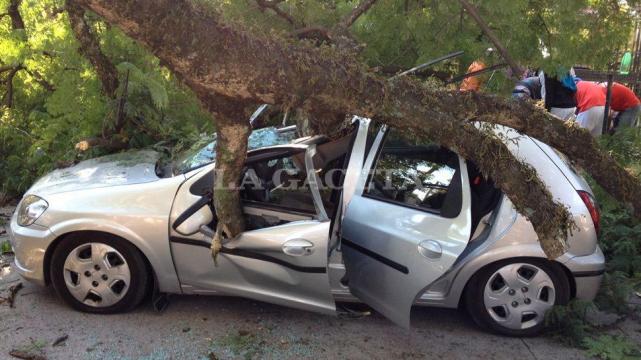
512;76;542;101
539;71;577;120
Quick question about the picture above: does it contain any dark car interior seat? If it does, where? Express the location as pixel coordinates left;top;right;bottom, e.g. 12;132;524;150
467;163;502;237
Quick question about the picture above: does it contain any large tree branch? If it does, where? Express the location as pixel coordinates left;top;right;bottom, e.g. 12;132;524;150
74;136;129;152
458;0;521;77
338;0;378;29
7;0;25;30
0;64;16;74
205;95;252;261
255;0;296;25
449;92;641;218
66;1;119;98
73;0;641;258
2;65;23;108
24;68;55;92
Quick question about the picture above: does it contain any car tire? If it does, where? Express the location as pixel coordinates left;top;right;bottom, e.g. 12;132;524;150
464;258;570;337
50;232;149;314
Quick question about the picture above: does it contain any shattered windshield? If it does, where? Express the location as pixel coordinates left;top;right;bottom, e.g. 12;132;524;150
173;127;296;174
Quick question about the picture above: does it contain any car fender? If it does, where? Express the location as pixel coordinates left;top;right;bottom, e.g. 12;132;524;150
419;202;575;308
47;217;182;294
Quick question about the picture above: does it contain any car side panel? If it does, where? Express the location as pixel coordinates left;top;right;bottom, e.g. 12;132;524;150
416;197;602;308
170;221;336;315
35;176;186;294
496;127;597;256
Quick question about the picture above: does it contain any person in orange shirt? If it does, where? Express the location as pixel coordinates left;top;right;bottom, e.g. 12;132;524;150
460;60;487;92
460;48;493;92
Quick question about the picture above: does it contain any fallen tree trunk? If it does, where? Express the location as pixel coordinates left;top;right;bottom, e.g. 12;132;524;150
202;94;253;261
448;91;641;219
73;0;641;258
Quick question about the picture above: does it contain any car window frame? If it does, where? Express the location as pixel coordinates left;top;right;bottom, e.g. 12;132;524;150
361;128;463;218
241;146;321;217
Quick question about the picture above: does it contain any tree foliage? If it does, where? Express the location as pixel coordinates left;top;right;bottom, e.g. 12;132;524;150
0;0;212;197
2;1;638;200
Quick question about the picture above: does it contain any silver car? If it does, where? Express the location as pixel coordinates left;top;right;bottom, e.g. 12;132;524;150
7;117;604;336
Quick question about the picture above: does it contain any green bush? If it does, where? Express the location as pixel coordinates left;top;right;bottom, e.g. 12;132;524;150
1;240;11;254
547;127;641;353
584;335;641;360
593;128;641;312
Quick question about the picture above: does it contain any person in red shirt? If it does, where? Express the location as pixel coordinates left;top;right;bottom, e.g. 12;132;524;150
600;82;640;129
575;81;606;136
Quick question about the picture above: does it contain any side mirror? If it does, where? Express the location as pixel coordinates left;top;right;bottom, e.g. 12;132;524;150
172;195;214;236
174;205;214;236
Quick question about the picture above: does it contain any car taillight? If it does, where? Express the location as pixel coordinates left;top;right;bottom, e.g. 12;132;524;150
578;190;600;234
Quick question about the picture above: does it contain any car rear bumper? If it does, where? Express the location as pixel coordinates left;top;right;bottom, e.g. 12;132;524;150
564;246;605;301
7;216;55;286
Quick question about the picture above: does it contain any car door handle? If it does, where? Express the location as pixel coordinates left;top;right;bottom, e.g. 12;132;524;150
282;239;315;256
418;240;442;259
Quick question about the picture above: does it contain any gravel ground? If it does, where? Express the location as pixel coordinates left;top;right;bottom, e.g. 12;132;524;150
0;263;588;360
0;205;637;360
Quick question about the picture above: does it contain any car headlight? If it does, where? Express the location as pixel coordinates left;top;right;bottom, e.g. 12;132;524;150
17;195;48;227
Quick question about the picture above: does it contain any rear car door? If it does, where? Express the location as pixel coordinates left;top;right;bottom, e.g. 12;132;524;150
341;127;473;327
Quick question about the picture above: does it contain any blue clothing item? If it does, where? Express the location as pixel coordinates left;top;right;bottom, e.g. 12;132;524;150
560;74;577;91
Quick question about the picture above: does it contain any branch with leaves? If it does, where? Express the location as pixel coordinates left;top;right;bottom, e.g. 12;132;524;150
66;1;119;98
7;0;25;30
458;0;521;77
255;0;296;25
255;0;379;43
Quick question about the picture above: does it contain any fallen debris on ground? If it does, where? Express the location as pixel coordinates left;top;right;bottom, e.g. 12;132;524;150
52;335;69;347
8;350;46;360
0;282;23;307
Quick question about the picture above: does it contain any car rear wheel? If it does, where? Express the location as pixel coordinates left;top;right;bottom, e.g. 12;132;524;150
50;233;149;313
465;259;570;336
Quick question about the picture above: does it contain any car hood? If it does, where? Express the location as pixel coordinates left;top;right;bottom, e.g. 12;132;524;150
29;150;161;196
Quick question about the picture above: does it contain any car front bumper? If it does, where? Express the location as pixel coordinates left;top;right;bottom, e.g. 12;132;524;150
564;246;605;301
7;214;55;286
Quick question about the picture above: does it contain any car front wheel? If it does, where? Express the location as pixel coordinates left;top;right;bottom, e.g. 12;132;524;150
465;259;570;336
50;233;149;313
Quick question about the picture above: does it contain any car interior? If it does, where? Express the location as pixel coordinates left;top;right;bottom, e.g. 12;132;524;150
241;132;353;230
185;122;503;239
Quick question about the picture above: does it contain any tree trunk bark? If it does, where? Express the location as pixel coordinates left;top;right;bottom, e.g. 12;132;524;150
202;95;252;261
2;66;22;108
7;0;25;31
73;0;641;258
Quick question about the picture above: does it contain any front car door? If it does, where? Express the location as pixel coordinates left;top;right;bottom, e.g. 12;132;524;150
168;145;336;315
341;126;473;327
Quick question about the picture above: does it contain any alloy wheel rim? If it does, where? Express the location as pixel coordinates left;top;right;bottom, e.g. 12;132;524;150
483;263;556;330
62;243;131;308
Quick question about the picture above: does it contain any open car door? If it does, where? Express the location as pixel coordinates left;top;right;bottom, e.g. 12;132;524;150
340;126;473;328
